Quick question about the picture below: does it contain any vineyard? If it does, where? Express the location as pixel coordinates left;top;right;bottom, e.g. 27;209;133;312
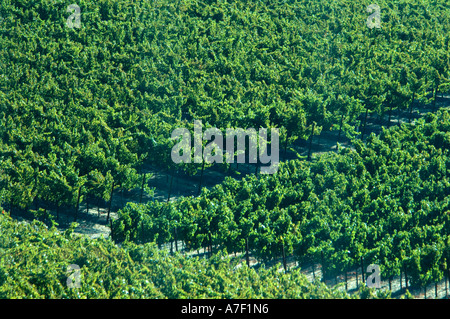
1;213;368;298
0;0;450;299
113;110;450;296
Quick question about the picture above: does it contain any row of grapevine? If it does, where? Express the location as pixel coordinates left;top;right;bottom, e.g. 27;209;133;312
0;212;371;298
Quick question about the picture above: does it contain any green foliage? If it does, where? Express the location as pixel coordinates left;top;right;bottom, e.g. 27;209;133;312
115;110;450;291
0;214;354;298
1;0;450;299
1;0;450;219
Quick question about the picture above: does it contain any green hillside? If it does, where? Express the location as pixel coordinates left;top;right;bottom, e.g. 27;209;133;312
0;0;449;299
0;213;360;298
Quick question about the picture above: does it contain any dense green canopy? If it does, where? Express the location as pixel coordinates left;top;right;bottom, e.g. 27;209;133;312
0;0;450;298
